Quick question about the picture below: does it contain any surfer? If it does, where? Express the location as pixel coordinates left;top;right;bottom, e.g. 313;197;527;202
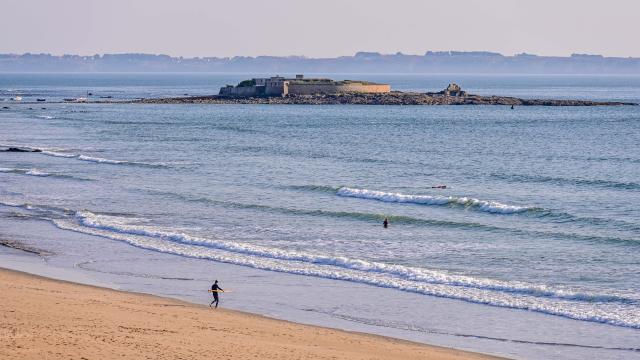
383;218;389;228
210;280;224;308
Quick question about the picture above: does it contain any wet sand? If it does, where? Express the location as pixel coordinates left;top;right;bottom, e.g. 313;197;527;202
0;268;504;360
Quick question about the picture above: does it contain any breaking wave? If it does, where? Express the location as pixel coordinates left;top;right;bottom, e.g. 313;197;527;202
41;209;638;329
0;167;50;177
289;184;640;233
40;150;76;158
0;167;90;181
336;187;535;214
41;150;168;168
0;144;167;168
142;188;640;246
71;211;636;304
1;198;638;329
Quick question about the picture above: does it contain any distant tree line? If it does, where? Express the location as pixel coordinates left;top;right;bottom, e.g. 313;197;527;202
1;52;639;73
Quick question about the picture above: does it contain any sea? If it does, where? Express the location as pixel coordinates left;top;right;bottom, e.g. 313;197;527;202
1;73;639;359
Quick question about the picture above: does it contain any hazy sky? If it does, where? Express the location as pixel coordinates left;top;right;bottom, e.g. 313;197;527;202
2;0;639;57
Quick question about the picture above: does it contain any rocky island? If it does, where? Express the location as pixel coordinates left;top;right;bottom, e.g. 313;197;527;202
132;75;637;106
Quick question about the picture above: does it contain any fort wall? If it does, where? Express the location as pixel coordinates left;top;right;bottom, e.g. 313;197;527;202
286;83;390;95
219;86;262;97
219;76;391;97
265;84;286;96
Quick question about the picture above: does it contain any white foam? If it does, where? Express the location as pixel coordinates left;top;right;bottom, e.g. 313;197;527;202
337;187;532;214
0;167;51;177
46;210;639;329
42;150;165;167
67;211;633;301
77;155;126;164
24;169;50;177
2;144;160;167
41;150;76;158
2;201;636;329
0;167;91;181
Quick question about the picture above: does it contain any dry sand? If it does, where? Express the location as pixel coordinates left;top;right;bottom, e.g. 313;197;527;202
0;268;503;360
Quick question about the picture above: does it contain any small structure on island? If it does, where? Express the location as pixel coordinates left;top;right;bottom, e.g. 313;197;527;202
219;75;391;97
441;83;466;97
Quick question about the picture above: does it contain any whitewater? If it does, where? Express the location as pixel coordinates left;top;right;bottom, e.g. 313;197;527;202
336;187;535;214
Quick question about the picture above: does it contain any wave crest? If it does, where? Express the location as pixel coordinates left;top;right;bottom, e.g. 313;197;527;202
40;209;638;329
2;199;637;329
337;187;533;214
0;167;90;181
42;151;167;168
67;210;638;305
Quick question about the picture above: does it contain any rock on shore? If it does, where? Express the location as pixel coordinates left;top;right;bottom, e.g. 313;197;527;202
132;92;637;106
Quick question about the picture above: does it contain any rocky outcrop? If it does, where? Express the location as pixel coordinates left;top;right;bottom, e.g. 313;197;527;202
1;147;42;153
132;92;637;106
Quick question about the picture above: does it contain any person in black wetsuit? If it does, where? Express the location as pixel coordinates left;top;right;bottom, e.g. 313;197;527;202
383;217;389;228
210;280;223;308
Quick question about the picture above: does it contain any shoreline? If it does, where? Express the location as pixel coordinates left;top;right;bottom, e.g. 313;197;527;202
0;266;503;360
1;211;639;360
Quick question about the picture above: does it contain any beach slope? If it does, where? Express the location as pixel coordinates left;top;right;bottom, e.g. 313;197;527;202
0;268;501;360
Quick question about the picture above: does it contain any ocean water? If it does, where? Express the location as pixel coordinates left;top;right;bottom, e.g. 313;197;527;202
1;73;639;359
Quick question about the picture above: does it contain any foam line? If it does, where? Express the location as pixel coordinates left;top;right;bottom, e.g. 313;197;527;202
69;210;638;305
41;150;167;167
0;144;166;168
3;200;638;329
1;167;51;177
49;212;640;329
0;167;89;180
145;188;640;246
337;187;534;214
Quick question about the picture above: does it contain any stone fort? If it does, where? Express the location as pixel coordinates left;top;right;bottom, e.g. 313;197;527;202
219;75;391;97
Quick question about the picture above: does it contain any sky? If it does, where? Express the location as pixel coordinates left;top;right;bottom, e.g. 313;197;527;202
1;0;639;58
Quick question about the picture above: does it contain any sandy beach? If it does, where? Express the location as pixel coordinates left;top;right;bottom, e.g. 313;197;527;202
0;268;501;360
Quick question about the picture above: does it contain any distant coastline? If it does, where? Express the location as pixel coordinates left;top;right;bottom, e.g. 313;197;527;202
2;51;640;74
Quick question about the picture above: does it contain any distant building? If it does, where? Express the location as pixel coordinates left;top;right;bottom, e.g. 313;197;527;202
442;83;466;97
219;75;391;97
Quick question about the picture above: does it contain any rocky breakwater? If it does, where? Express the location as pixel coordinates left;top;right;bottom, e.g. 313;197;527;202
133;93;636;106
132;84;637;106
